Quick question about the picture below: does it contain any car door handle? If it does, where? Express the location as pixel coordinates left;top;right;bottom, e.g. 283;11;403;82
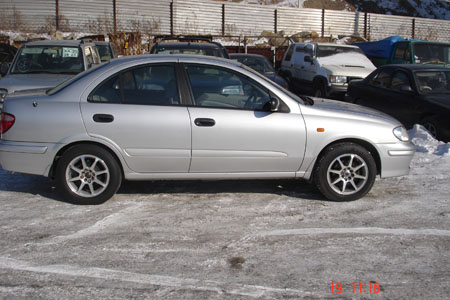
194;118;215;127
93;114;114;123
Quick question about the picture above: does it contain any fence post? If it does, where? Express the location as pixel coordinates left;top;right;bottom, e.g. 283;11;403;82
55;0;59;30
222;4;225;36
113;0;117;34
412;18;415;39
321;9;325;38
170;1;174;35
364;12;367;40
274;9;277;33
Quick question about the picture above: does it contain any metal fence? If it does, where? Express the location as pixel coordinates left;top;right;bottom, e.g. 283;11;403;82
1;0;450;42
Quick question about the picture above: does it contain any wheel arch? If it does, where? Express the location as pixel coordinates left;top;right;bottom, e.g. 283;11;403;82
311;138;381;178
49;141;125;179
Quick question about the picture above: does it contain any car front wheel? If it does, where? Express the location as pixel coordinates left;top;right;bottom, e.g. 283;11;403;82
313;143;377;201
56;144;122;205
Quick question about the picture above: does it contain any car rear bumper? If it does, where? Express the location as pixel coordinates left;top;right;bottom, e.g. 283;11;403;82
0;141;56;176
377;141;415;178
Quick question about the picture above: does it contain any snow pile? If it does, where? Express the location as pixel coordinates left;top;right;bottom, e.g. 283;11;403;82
317;52;376;69
409;124;450;156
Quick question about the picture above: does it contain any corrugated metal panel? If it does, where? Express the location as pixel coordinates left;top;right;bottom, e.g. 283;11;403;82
174;0;223;35
367;14;413;41
0;0;54;32
324;10;357;37
60;0;113;33
225;3;275;35
415;17;450;42
278;7;323;36
117;0;171;34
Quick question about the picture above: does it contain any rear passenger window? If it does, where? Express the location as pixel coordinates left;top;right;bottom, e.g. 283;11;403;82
122;65;179;105
88;64;179;105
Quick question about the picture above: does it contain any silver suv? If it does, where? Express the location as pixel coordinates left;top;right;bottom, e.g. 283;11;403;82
0;55;415;204
0;39;101;110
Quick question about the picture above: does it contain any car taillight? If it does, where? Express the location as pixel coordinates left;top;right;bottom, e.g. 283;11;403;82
0;112;15;134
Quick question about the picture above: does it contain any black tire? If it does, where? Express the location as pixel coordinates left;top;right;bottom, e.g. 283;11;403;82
313;143;377;201
313;81;327;98
55;144;122;205
421;116;439;140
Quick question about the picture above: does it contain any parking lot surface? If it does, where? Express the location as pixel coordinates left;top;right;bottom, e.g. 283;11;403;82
1;131;450;299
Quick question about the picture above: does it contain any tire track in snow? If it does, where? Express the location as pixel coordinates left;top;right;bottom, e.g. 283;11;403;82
259;227;450;237
0;257;316;298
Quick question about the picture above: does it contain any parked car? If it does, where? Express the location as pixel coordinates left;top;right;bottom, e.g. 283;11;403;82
346;64;450;141
94;41;120;62
354;35;450;67
230;53;288;88
0;39;101;111
0;43;17;68
0;55;414;204
280;42;376;98
150;37;229;59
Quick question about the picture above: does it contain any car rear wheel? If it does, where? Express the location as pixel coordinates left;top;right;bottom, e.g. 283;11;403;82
56;144;122;205
313;143;376;201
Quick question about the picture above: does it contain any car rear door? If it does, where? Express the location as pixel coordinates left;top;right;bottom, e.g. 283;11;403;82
80;63;192;173
183;63;306;174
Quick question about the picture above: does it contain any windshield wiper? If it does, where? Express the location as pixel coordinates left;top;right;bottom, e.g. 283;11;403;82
421;60;447;65
300;95;314;106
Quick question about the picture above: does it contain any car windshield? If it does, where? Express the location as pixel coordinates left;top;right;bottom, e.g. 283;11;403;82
154;47;226;58
10;45;84;75
317;46;364;57
96;44;112;62
413;43;450;65
232;55;275;74
415;70;450;94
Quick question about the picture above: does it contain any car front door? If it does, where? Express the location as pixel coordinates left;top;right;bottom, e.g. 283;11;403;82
183;63;306;173
81;63;192;173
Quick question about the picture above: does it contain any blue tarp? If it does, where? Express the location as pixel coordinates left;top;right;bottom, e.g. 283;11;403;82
353;36;405;59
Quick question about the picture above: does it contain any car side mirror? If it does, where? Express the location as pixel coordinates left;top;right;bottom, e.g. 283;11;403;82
0;62;9;76
400;85;413;92
304;56;313;64
264;97;280;112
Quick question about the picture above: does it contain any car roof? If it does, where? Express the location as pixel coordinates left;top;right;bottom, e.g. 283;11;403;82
107;54;239;68
23;40;88;47
381;64;450;71
94;41;110;46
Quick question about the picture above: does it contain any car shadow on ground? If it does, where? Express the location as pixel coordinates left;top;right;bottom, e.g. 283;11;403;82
0;169;328;204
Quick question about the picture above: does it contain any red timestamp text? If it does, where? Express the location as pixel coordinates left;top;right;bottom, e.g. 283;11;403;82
330;282;381;294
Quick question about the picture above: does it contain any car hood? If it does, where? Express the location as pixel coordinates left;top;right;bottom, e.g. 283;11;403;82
264;72;288;87
0;74;73;94
320;64;375;78
309;98;399;124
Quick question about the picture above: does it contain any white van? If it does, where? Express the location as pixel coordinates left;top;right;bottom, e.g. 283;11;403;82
280;42;376;98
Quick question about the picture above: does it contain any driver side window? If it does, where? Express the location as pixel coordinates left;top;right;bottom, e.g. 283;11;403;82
185;65;271;110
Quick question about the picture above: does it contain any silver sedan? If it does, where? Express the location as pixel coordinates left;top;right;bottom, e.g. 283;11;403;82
0;55;415;204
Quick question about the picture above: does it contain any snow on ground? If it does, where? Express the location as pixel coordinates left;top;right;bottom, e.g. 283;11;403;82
0;124;449;299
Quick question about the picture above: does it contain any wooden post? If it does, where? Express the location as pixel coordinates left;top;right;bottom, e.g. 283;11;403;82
274;9;277;33
321;9;325;38
170;1;174;36
222;4;225;36
55;0;59;30
113;0;117;34
412;18;415;39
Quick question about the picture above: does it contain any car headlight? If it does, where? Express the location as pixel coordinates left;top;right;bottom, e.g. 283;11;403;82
393;126;410;142
0;89;7;102
329;75;347;84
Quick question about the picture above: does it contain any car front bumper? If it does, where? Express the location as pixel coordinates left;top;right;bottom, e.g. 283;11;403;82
377;141;415;178
0;141;56;176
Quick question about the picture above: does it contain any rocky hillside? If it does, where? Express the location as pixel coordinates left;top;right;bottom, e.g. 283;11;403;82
215;0;450;20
